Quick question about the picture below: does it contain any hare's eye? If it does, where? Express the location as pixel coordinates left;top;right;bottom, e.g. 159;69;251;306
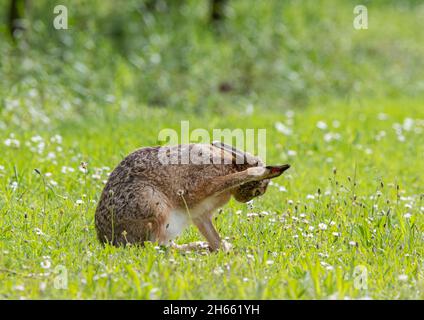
254;189;261;197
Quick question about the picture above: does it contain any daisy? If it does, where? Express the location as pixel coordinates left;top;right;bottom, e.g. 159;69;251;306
318;223;328;230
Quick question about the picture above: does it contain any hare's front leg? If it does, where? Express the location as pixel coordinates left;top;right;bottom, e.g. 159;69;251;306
202;165;288;198
190;166;289;251
189;168;268;251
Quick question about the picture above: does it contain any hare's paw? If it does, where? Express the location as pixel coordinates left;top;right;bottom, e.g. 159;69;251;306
247;167;269;179
171;241;210;253
247;166;268;177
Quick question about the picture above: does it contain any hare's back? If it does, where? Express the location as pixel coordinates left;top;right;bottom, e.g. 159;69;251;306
105;147;162;185
102;144;235;200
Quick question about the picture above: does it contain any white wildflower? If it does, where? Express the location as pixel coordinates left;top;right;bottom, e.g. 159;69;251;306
247;212;259;218
13;285;25;291
213;267;224;275
403;213;412;219
324;132;341;142
275;122;292;136
79;162;88;174
47;152;56;160
398;274;408;282
50;134;63;144
403;118;414;131
34;228;44;235
316;121;328;130
287;150;297;157
377;113;388;120
31;135;43;143
318;223;328;230
4;138;20;148
40;260;51;269
49;180;58;186
10;181;18;191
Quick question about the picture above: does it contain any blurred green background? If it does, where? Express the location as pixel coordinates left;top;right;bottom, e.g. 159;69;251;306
1;0;424;125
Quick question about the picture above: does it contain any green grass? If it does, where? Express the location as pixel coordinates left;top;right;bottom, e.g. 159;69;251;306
1;0;424;299
0;98;423;299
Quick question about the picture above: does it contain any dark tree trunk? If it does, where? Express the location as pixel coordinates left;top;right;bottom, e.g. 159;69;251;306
8;0;27;39
210;0;227;22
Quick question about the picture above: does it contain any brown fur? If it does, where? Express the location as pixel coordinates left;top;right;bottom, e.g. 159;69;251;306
95;143;289;250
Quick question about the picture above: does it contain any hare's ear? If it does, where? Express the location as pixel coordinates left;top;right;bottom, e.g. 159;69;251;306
212;141;246;163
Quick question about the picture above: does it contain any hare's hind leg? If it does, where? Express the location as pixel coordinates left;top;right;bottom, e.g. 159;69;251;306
112;189;173;246
114;215;169;246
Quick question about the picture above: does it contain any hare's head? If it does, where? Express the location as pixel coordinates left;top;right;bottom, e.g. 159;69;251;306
232;179;270;203
212;141;269;202
212;142;290;202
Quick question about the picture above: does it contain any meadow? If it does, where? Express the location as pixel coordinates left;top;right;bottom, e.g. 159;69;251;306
0;0;423;299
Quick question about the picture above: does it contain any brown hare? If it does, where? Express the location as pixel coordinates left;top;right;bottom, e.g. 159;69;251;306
95;142;290;251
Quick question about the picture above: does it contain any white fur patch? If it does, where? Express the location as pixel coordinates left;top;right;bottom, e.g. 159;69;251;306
164;210;189;242
163;195;231;244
